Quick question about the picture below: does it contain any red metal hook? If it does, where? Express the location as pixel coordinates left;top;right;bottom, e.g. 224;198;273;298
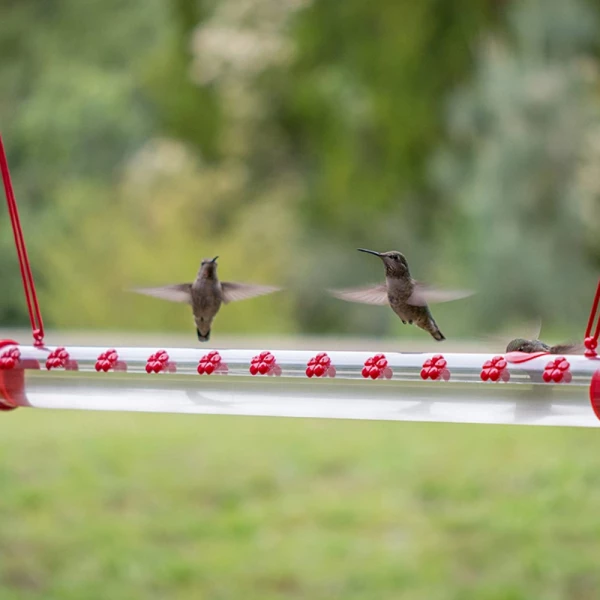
584;279;600;358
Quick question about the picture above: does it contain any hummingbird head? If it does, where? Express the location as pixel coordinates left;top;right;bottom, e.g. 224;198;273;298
505;338;530;352
357;248;410;278
505;338;549;353
198;256;219;279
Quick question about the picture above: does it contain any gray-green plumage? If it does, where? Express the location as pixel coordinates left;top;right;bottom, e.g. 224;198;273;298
131;257;281;342
505;338;582;354
328;248;473;342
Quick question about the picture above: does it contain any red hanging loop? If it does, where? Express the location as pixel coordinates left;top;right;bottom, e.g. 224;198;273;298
584;279;600;359
0;136;44;347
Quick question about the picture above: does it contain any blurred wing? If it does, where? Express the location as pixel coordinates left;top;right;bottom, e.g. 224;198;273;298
408;282;474;307
484;319;544;352
529;318;543;341
131;283;192;304
221;282;281;304
327;284;388;305
520;317;543;341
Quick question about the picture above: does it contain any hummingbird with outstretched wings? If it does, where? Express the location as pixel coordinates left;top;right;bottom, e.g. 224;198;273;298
131;256;281;342
328;248;474;341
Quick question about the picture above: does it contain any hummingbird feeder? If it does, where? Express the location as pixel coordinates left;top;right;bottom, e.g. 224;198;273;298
1;135;600;427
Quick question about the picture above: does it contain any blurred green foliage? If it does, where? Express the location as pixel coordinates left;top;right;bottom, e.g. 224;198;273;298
431;0;600;331
0;0;598;339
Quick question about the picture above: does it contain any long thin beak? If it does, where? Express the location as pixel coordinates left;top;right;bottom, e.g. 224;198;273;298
211;256;219;263
357;248;381;257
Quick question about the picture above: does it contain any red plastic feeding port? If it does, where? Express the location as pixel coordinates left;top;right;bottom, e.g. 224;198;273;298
421;354;450;381
480;355;510;382
306;353;336;378
145;350;176;374
542;357;572;384
584;279;600;358
197;351;228;375
589;370;600;421
95;349;126;372
0;340;28;410
249;351;281;376
361;354;392;380
45;347;78;371
0;346;20;371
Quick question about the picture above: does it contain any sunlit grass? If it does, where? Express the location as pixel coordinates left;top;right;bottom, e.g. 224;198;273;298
1;410;599;599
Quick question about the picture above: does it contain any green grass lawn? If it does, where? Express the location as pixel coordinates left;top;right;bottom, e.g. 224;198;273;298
1;409;600;599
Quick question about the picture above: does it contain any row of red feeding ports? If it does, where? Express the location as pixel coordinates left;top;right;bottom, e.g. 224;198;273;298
0;346;575;383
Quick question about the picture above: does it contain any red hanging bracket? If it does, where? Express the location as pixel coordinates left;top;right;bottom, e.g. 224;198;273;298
584;279;600;359
0;135;45;348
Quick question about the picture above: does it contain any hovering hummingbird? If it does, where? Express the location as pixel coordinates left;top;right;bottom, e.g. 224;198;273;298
131;256;281;342
328;248;473;341
505;338;582;354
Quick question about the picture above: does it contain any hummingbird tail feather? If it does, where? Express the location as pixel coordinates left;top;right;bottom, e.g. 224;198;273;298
550;342;583;354
432;329;446;341
197;328;211;342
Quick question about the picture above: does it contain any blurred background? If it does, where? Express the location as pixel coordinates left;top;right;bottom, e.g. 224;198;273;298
2;0;600;598
1;0;599;344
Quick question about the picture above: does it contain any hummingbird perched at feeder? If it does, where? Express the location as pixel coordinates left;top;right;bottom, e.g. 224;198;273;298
487;317;582;355
131;256;281;342
328;248;473;342
505;338;583;354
